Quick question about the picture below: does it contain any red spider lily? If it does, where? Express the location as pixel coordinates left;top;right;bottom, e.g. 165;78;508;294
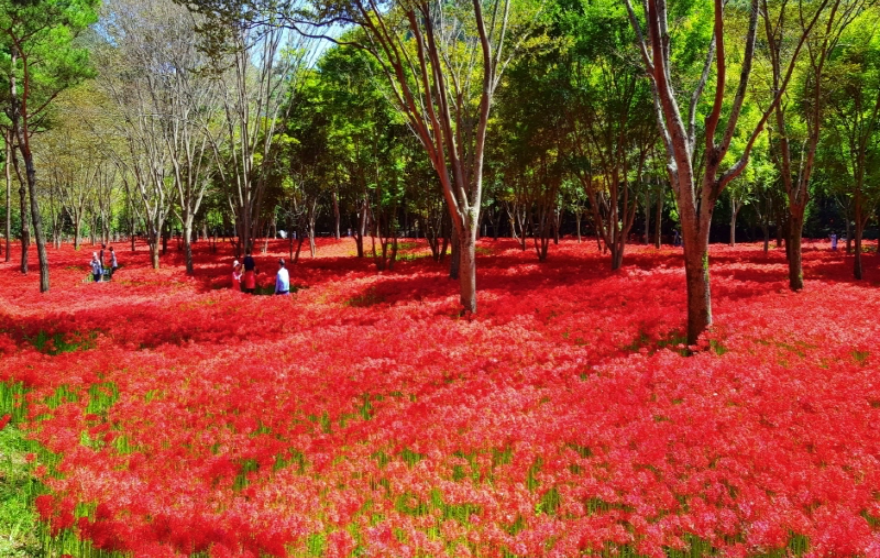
0;237;878;556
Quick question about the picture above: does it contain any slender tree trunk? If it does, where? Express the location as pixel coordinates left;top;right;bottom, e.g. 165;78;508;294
21;149;48;291
761;213;770;254
332;189;340;240
775;205;785;248
854;197;865;280
788;204;806;290
654;194;662;248
845;218;852;254
449;224;460;280
553;207;561;245
4;132;10;263
130;214;136;252
355;196;367;258
729;201;737;247
184;220;194;275
644;193;651;245
14;155;28;274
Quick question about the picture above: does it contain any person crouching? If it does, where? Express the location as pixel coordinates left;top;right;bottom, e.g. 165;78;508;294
275;259;290;295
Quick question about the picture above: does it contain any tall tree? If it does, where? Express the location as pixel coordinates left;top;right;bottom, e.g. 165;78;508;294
762;0;871;290
180;0;540;313
825;20;880;279
624;0;828;343
0;0;99;292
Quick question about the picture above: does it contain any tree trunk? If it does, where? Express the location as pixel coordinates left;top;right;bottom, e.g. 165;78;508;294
854;195;865;280
15;157;28;274
161;223;169;255
21;147;48;292
449;224;460;280
74;215;83;250
682;225;712;345
729;201;738;247
854;219;864;280
332;189;340;240
458;224;476;313
644;193;651;245
654;194;662;249
611;241;625;270
129;213;136;252
184;221;194;275
845;218;852;254
762;218;769;254
788;205;805;290
553;207;561;245
355;196;368;258
4;133;10;263
150;242;160;270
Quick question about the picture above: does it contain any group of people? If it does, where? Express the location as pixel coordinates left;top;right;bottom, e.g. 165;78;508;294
231;250;290;295
89;244;118;283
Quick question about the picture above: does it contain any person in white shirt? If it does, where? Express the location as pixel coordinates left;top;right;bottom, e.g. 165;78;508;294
90;253;103;283
275;259;290;295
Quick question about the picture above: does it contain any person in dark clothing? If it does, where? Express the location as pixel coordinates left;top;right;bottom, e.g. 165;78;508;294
241;250;257;294
243;250;255;272
109;246;118;278
99;243;107;267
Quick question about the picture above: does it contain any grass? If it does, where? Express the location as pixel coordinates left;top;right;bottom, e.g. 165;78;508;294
26;330;97;355
0;423;41;558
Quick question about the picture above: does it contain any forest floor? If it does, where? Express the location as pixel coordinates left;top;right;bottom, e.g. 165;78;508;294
0;237;879;558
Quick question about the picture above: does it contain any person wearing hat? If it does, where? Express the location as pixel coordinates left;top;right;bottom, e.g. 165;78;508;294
275;258;290;295
231;259;242;291
90;252;103;283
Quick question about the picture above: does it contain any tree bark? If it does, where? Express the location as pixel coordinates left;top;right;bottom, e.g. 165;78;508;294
683;225;712;345
654;193;662;248
184;222;194;275
449;224;460;280
845;218;852;254
332;189;340;240
4;131;10;262
13;148;28;274
788;205;806;290
458;222;477;312
20;144;48;291
854;196;865;280
729;201;737;247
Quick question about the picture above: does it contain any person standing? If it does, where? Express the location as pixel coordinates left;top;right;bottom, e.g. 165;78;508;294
830;232;838;251
90;253;103;283
243;250;255;273
275;259;290;295
99;243;106;268
241;249;257;294
232;260;242;291
109;246;118;278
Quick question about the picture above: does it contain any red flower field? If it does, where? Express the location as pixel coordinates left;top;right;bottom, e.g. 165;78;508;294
1;238;879;557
